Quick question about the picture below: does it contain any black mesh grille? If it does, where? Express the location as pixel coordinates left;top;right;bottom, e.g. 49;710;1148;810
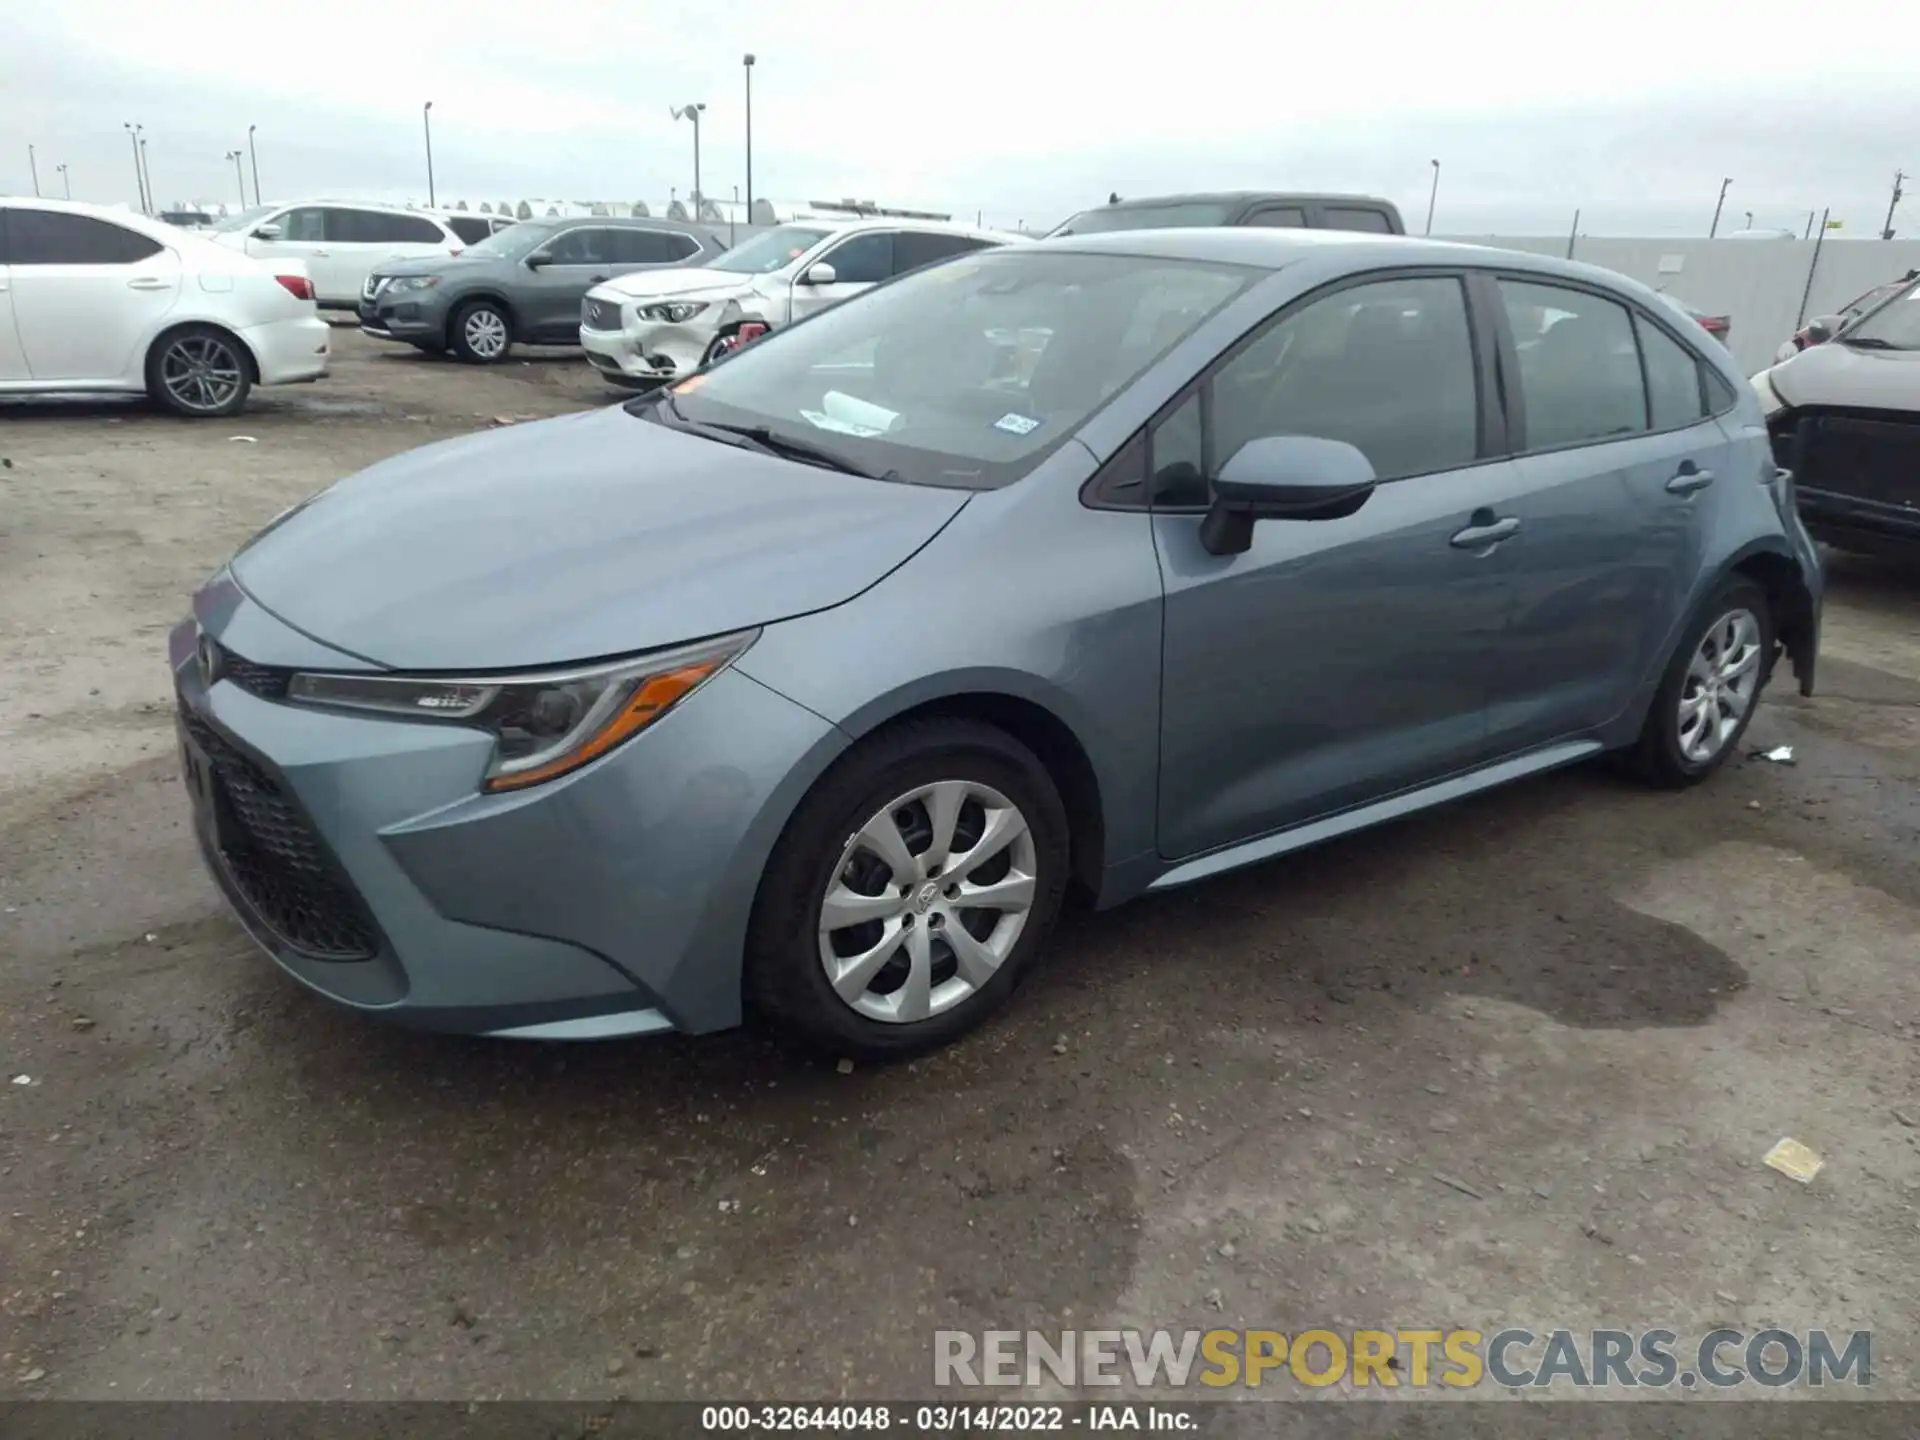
218;647;294;701
181;707;379;961
582;297;620;331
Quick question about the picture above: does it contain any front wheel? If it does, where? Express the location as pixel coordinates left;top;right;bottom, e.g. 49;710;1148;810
147;326;252;418
746;719;1070;1060
449;301;513;364
1627;578;1774;787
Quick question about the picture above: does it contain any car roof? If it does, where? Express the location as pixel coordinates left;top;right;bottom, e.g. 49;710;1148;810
1032;226;1652;290
779;216;1011;241
1095;190;1398;210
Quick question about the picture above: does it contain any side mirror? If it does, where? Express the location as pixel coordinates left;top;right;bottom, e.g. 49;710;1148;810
252;222;282;241
1802;314;1842;344
801;261;838;286
1197;436;1377;556
525;250;552;270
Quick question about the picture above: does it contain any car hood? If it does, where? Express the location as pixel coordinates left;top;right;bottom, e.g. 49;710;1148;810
1771;340;1920;411
372;254;495;281
596;267;754;301
229;405;968;671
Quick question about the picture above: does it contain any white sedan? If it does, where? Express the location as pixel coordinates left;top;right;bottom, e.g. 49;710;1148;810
0;199;330;417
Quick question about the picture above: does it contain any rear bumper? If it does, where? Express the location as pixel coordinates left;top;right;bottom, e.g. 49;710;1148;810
1799;489;1920;555
243;315;331;385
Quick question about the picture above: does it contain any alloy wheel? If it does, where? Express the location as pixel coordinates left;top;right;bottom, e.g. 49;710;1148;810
463;308;509;360
160;335;244;413
1677;608;1762;764
817;780;1038;1025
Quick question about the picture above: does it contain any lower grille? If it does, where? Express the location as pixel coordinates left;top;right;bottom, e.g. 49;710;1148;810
181;708;379;961
1788;409;1920;508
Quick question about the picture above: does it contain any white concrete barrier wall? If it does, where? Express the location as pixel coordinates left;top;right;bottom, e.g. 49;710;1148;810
1436;236;1920;377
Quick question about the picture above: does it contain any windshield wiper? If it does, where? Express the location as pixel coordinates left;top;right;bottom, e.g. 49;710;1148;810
696;421;890;479
1839;335;1906;350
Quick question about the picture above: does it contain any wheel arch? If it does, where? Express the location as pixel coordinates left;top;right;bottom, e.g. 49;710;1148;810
450;290;521;335
145;318;260;386
1724;538;1818;697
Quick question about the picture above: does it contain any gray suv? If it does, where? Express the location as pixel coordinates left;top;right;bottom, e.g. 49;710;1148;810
358;216;727;363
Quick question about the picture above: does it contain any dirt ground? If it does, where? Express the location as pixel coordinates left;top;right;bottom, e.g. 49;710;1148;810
1;329;1917;1403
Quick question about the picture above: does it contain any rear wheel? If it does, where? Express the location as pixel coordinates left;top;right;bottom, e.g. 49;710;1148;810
449;301;512;363
1627;578;1774;787
746;719;1070;1060
147;325;252;418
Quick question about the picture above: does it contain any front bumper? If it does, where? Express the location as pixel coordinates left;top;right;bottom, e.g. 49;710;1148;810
244;315;331;385
168;581;847;1037
356;286;451;345
579;316;720;382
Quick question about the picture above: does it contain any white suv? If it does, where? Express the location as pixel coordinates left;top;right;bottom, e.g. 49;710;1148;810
579;218;1010;387
207;200;464;308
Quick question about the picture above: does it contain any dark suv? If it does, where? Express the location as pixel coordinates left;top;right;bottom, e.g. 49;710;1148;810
1048;192;1406;238
358;216;728;364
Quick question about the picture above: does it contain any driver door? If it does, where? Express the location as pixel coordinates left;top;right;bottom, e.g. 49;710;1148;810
1151;272;1525;859
791;230;895;323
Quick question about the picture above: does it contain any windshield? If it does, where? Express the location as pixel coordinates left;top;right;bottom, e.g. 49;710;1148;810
1049;201;1241;237
458;221;550;260
1842;277;1920;349
705;225;831;274
210;205;276;234
656;249;1255;489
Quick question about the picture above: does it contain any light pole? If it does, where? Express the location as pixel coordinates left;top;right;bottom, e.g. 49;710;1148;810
56;163;70;199
1744;210;1754;230
1883;170;1907;240
27;143;39;197
672;102;707;215
1709;176;1732;238
124;123;147;212
248;124;260;206
743;53;756;222
139;137;152;212
731;184;739;245
422;101;436;207
226;150;247;208
1425;158;1440;236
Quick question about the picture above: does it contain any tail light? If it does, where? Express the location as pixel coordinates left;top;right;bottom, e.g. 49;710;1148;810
275;274;315;301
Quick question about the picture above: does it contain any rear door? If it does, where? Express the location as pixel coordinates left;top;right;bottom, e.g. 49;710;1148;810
1487;275;1738;750
791;230;894;322
0;209;27;380
6;208;182;383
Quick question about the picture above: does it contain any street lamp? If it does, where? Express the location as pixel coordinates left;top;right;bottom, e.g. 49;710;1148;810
1744;210;1754;230
124;123;147;212
27;143;39;197
226;150;247;208
743;54;756;222
671;103;707;216
139;137;152;212
422;101;437;207
1425;158;1440;236
1709;177;1732;238
248;124;260;207
56;163;70;199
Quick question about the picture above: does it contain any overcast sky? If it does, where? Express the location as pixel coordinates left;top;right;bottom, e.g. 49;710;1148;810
4;0;1916;237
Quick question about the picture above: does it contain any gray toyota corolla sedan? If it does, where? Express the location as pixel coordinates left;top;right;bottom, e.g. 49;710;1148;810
171;229;1822;1058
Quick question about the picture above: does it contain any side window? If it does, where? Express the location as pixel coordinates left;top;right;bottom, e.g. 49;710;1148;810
1157;275;1478;496
445;215;493;245
1702;365;1738;415
544;228;612;264
327;209;385;243
1636;314;1707;431
1500;280;1646;449
1246;207;1307;228
614;229;698;264
281;207;328;242
7;210;165;265
388;212;450;244
892;232;985;274
821;231;893;284
1321;207;1394;234
1150;393;1208;508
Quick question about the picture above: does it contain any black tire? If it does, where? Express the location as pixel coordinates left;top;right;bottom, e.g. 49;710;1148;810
1626;577;1775;787
448;301;513;364
146;325;253;418
745;718;1070;1061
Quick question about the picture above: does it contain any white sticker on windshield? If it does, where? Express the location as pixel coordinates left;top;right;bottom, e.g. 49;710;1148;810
799;410;888;438
994;412;1042;436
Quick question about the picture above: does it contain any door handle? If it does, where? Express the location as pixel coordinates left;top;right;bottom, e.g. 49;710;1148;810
1450;515;1521;550
127;277;172;291
1666;462;1715;495
313;250;331;257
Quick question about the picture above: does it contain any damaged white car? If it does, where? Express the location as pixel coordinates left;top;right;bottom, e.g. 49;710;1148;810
578;219;1009;388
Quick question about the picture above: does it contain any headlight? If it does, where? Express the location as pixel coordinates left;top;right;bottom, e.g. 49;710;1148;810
285;630;756;791
1751;369;1788;418
388;275;442;292
638;301;709;323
